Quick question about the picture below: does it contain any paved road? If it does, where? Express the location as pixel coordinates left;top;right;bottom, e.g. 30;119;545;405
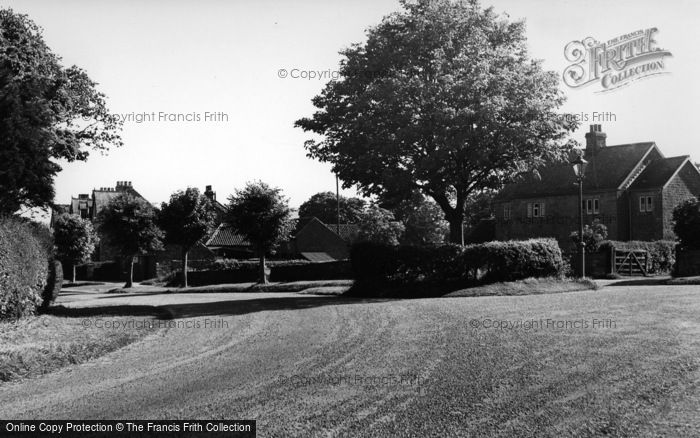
1;284;699;437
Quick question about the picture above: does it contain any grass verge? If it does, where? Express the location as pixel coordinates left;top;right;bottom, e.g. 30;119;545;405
0;314;160;383
444;277;598;298
346;277;599;298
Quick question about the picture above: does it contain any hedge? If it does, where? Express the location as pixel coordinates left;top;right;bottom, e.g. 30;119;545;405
0;217;53;319
351;238;566;292
169;260;353;286
468;239;566;283
599;240;676;274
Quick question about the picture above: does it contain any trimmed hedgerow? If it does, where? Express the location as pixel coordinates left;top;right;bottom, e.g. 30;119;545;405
0;217;53;319
470;239;566;283
598;240;676;275
351;238;566;292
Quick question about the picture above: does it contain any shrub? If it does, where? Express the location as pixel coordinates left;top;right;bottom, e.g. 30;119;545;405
599;240;676;275
0;217;52;319
350;238;566;293
672;198;700;249
569;219;608;252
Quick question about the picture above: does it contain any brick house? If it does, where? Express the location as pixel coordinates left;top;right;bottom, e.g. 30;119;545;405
493;125;700;248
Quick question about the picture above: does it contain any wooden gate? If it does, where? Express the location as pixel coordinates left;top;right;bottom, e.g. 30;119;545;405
612;249;649;276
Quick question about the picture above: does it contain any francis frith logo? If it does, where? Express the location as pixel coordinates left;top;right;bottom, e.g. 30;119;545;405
563;28;672;92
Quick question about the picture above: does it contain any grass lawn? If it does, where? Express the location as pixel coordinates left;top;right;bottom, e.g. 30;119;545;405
0;314;161;383
421;287;700;436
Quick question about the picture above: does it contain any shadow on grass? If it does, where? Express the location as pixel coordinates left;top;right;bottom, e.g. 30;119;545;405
43;295;384;320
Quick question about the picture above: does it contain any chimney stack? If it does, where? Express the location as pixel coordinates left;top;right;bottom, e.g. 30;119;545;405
204;185;216;202
585;124;606;157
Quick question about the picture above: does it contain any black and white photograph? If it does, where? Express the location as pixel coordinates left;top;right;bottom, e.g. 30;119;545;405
0;0;699;436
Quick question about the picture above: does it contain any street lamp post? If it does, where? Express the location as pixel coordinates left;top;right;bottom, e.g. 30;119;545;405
572;156;588;278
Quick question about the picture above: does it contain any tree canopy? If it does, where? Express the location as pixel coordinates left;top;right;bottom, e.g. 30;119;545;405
390;192;449;246
159;188;215;287
53;213;99;282
226;181;293;283
357;205;405;246
0;9;122;214
295;0;577;243
298;191;366;224
97;193;163;287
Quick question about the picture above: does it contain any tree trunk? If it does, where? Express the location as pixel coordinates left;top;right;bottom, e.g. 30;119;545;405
258;249;268;284
125;255;135;288
181;247;189;288
448;216;465;246
429;191;466;246
72;264;76;284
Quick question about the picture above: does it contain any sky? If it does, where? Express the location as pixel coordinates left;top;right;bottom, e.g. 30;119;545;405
3;0;699;214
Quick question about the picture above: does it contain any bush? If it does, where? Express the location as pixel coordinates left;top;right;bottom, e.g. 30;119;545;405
350;239;566;293
598;240;676;275
569;219;608;252
672;198;700;249
0;217;52;319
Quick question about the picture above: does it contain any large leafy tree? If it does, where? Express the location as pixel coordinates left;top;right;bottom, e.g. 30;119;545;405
53;213;99;283
159;188;215;287
357;205;405;246
98;193;163;288
295;0;577;243
298;191;366;224
226;181;293;284
0;9;122;214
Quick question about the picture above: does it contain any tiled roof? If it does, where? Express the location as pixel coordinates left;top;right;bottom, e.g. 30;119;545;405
295;216;359;242
628;156;690;190
496;143;657;200
205;224;251;247
300;252;336;262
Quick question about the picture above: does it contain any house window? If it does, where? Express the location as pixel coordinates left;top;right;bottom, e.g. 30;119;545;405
640;196;654;212
503;203;511;220
585;198;600;215
527;201;545;218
